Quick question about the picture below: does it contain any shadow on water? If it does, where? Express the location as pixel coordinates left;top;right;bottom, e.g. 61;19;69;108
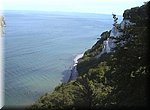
2;106;28;110
61;69;72;83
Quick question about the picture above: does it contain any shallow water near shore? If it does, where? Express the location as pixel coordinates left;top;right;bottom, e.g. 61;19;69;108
4;10;118;106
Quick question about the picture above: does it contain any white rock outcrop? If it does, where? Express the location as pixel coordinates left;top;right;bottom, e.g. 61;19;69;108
96;18;135;58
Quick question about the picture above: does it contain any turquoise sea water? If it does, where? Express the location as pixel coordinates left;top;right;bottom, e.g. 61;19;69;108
4;11;119;106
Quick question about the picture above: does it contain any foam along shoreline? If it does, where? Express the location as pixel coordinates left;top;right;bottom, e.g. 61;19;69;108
62;53;84;83
68;53;84;82
73;53;84;66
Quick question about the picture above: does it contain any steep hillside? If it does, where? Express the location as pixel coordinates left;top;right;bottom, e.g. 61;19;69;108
28;2;149;110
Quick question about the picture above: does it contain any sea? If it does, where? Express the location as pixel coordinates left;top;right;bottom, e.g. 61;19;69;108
3;10;121;107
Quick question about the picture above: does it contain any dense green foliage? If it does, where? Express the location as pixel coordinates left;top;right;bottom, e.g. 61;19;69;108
28;2;149;110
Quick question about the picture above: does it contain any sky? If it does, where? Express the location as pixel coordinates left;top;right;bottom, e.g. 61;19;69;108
0;0;148;15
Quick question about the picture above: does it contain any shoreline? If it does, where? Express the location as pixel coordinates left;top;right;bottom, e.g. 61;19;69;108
62;53;84;83
68;53;84;82
73;53;84;66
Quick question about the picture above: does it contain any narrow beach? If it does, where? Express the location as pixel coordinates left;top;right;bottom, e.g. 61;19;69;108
62;53;84;83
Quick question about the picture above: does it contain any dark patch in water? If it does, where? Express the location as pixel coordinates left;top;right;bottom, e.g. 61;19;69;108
61;69;71;83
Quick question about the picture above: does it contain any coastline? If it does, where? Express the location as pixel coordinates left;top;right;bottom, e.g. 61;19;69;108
62;53;84;83
68;53;84;82
73;53;84;66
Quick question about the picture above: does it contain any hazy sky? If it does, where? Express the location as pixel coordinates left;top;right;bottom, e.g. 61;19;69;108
1;0;147;14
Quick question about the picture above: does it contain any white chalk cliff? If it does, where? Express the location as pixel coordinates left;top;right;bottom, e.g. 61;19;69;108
68;18;136;81
96;19;135;58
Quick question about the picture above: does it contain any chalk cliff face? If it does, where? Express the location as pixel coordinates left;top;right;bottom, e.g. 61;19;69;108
97;19;136;58
29;2;149;110
96;15;137;58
